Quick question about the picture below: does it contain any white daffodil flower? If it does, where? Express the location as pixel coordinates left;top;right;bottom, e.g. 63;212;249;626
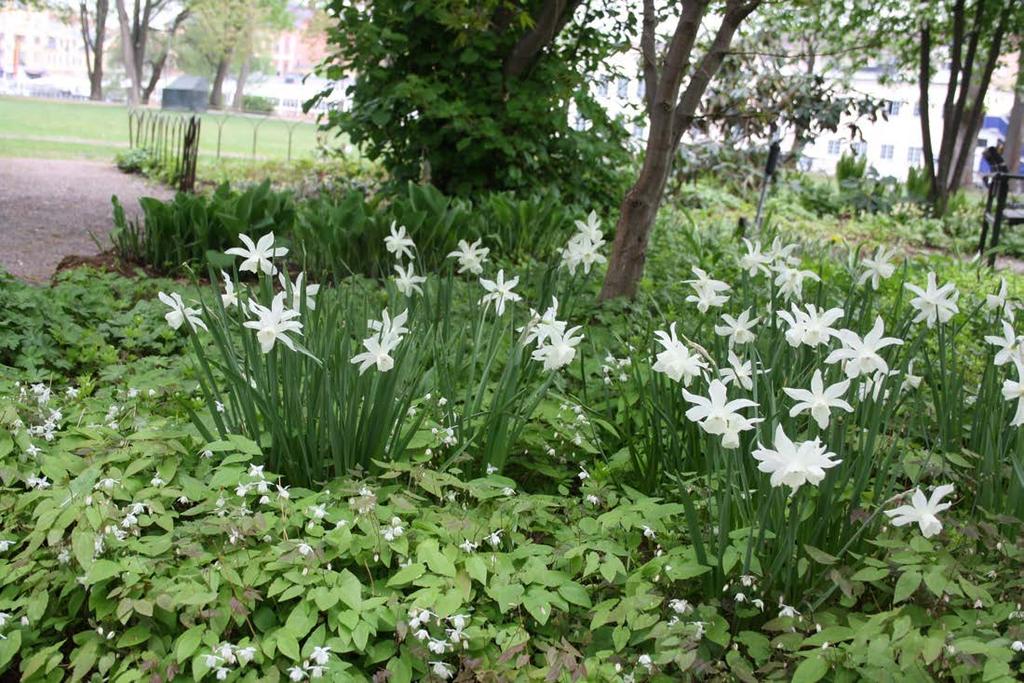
384;222;416;261
158;292;207;332
776;304;843;349
532;326;583;371
278;271;320;310
447;239;490;275
739;239;772;276
905;272;959;327
652;323;707;386
479;269;522;316
225;231;288;275
826;316;904;378
885;484;954;538
682;379;761;448
783;369;853;429
220;271;238;308
857;245;897;290
714;308;760;346
751;424;841;493
393;263;426;297
985;319;1024;367
244;292;303;353
685;267;730;312
773;264;819;301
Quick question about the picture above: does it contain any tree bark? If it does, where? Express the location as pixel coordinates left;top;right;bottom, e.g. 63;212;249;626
210;50;233;109
115;0;140;105
502;0;583;79
141;8;189;105
232;55;251;110
1005;49;1024;179
79;0;109;101
599;0;761;301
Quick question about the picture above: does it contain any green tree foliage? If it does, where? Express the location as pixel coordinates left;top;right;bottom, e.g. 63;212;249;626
310;0;633;204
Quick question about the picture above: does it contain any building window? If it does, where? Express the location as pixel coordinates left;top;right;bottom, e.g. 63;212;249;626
880;144;894;160
913;101;921;117
852;141;867;156
887;100;901;116
908;147;923;164
827;140;841;155
636;78;645;99
596;78;608;97
632;122;645;138
617;77;629;100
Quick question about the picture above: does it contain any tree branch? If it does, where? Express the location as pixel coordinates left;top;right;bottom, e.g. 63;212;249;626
919;10;936;194
503;0;583;79
640;0;658;116
671;0;762;145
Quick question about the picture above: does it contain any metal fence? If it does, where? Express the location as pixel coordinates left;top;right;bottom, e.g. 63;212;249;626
128;109;201;192
201;111;312;162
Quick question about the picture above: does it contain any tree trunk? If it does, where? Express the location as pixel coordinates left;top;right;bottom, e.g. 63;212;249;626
600;0;760;301
115;0;140;105
80;0;109;101
1004;49;1024;178
210;51;233;109
141;9;189;105
232;55;251;111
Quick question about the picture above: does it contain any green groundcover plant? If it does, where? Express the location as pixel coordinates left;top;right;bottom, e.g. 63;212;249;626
3;191;1024;680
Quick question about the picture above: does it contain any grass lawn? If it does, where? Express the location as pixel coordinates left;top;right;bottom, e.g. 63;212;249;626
0;96;321;164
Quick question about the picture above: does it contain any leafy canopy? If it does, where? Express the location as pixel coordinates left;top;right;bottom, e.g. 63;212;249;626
311;0;633;204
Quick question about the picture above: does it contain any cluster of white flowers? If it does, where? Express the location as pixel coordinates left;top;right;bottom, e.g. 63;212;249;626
560;211;607;275
524;297;584;372
601;351;632;384
685;267;730;313
203;642;259;680
351;309;409;375
408;608;470;673
447;238;490;275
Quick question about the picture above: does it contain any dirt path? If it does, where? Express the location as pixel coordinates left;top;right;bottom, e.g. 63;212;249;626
0;158;173;282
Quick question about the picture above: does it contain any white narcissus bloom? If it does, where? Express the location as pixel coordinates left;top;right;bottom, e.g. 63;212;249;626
685;267;730;313
479;270;522;316
521;297;566;346
719;350;754;391
884;484;955;538
766;237;799;267
714;308;760;346
857;245;897;290
220;271;238;308
279;271;320;311
393;263;426;297
985;319;1024;367
776;304;843;349
739;239;772;276
447;238;490;275
384;222;416;261
986;278;1017;321
560;211;607;274
751;424;841;493
351;309;409;375
652;323;707;386
682;379;761;449
532;326;584;371
783;369;853;429
826;316;904;378
773;264;819;301
244;292;303;353
1001;360;1024;427
225;232;288;275
430;661;454;680
905;272;959;327
158;292;208;332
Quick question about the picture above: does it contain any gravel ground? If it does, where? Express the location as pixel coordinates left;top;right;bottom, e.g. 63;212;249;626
0;158;172;282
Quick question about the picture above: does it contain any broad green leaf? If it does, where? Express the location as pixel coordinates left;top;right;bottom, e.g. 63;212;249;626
894;570;922;603
792;655;829;683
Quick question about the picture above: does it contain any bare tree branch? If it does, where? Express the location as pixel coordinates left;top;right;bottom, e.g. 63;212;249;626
503;0;583;79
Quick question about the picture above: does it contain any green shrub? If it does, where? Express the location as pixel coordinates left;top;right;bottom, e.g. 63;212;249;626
110;181;296;274
242;94;276;115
